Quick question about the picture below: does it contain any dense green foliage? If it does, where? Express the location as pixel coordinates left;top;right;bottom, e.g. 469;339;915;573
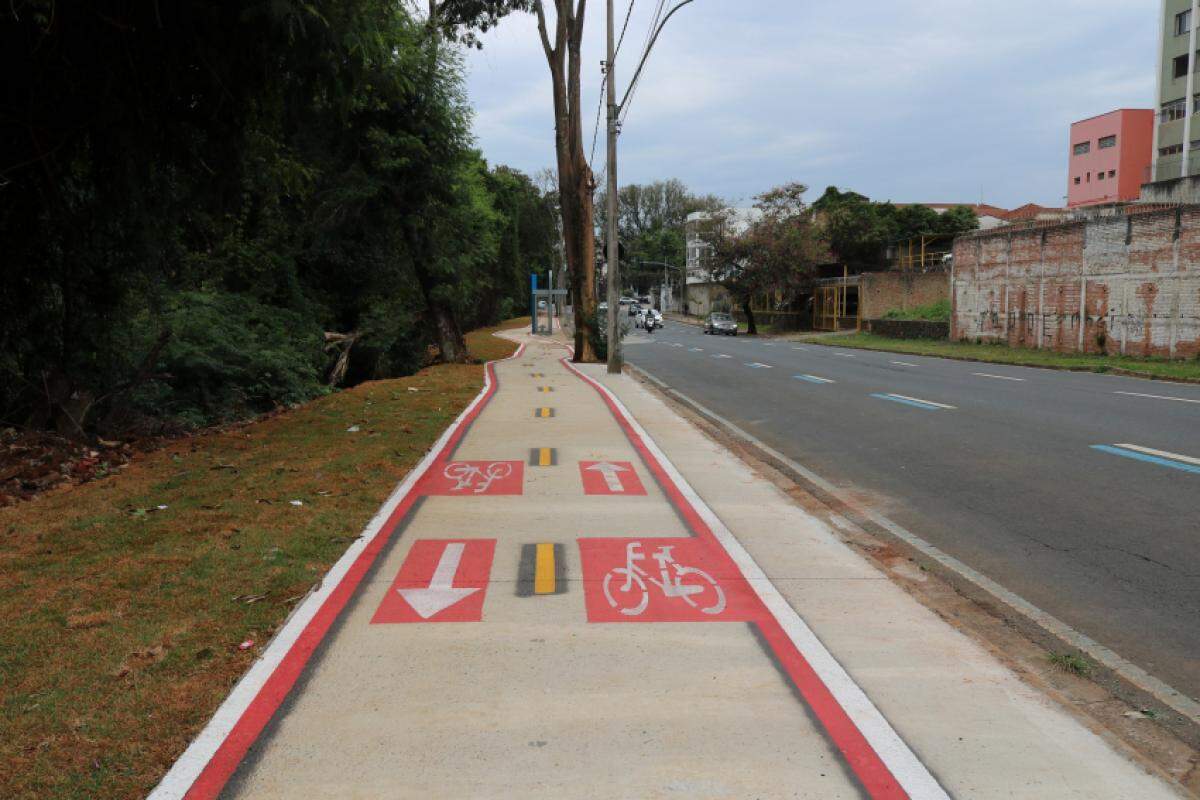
813;187;978;268
882;299;952;322
1;1;554;434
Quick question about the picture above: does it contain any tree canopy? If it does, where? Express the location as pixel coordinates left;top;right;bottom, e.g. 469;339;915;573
1;1;558;435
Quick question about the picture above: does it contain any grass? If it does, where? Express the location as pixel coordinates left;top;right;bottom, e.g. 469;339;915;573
797;332;1200;383
0;321;524;800
1048;652;1094;678
881;299;951;322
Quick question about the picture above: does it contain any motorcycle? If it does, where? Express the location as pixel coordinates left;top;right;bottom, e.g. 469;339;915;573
644;315;658;333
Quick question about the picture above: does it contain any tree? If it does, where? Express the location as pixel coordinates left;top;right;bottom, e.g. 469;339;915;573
813;186;978;267
708;182;825;335
595;178;723;276
532;0;599;361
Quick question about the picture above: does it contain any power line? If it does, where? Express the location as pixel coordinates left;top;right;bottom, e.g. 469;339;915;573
620;0;666;125
593;0;635;170
614;0;636;59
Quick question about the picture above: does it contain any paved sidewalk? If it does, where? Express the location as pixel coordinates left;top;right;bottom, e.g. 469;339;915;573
152;330;1181;799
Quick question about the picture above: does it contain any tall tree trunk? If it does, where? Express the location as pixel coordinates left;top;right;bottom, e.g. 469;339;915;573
536;1;597;362
411;255;469;363
741;298;757;335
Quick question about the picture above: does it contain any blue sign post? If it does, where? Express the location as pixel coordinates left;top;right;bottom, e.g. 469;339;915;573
530;273;538;335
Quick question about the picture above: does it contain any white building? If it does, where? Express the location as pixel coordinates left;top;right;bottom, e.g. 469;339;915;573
684;208;763;317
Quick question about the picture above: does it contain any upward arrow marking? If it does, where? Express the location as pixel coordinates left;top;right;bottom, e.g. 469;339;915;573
398;543;479;619
586;461;628;492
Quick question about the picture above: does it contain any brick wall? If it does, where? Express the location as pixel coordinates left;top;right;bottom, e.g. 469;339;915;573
860;271;950;319
951;207;1200;359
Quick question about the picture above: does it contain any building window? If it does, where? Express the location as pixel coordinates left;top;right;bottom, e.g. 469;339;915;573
1177;9;1192;36
1160;144;1184;156
1109;170;1116;178
1073;141;1090;155
1175;54;1191;79
1163;98;1188;122
1098;135;1117;149
1098;172;1105;181
1073;177;1081;185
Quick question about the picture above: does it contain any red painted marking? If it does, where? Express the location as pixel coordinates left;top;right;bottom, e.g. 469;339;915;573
371;539;495;623
579;538;757;623
420;460;524;496
560;357;909;800
579;460;646;495
181;345;523;800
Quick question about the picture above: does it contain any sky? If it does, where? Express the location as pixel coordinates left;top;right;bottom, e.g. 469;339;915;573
464;0;1159;210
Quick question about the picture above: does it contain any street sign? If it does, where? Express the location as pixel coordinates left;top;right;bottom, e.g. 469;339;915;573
371;539;496;623
421;461;524;496
577;538;756;623
579;461;646;495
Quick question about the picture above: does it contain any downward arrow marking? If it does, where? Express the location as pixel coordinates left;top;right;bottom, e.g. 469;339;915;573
398;543;479;619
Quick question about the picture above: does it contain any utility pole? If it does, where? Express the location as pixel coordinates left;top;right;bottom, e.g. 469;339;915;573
604;0;621;374
604;0;695;371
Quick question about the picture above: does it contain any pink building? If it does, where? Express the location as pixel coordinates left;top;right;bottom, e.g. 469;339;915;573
1067;110;1154;208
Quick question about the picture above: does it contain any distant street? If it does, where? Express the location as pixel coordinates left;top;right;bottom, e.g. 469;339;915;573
626;320;1200;702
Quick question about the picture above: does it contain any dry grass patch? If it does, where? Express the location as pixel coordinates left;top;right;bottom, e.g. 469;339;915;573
0;322;522;799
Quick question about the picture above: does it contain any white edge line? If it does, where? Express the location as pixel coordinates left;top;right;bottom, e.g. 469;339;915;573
571;363;949;799
148;339;524;799
628;364;1200;730
1114;443;1200;467
1114;391;1200;404
887;393;957;410
973;372;1026;382
890;361;919;367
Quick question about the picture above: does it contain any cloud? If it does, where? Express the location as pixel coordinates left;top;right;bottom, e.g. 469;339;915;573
464;1;1158;208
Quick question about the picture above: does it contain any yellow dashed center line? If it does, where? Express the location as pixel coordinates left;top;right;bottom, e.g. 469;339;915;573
533;543;556;594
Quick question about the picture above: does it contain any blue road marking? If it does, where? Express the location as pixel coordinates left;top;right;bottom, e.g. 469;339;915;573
794;374;834;384
1091;445;1200;475
871;393;946;411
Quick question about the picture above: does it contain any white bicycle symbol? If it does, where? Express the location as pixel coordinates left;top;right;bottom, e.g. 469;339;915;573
602;541;726;617
443;461;512;494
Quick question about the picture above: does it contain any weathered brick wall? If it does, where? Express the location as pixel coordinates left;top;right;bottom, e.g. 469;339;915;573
951;208;1200;359
859;271;949;319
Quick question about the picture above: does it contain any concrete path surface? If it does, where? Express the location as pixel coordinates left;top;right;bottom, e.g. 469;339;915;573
151;330;1182;800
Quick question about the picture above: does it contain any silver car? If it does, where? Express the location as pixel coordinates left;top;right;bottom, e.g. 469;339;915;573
704;312;737;336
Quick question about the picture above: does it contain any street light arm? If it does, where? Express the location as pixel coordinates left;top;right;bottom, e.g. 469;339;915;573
618;0;697;110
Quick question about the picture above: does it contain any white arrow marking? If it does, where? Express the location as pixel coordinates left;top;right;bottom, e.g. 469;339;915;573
586;461;628;492
398;543;479;619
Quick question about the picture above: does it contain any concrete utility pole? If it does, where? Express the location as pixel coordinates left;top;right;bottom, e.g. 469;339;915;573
604;0;621;374
604;0;695;372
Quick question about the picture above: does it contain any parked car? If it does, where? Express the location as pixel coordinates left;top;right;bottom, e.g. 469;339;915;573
704;312;738;336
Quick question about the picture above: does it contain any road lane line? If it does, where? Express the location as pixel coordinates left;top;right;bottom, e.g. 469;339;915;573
792;346;809;351
795;374;835;384
1092;445;1200;475
689;347;704;352
712;354;732;359
872;393;956;411
533;542;557;594
890;361;919;367
835;352;857;358
1113;391;1200;404
744;362;773;369
973;372;1026;382
1112;444;1200;468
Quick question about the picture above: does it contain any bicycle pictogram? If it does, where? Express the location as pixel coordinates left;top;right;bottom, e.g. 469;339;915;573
602;541;726;617
442;461;513;494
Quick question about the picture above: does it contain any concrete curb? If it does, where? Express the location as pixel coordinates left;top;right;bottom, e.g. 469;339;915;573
627;361;1200;751
797;338;1200;386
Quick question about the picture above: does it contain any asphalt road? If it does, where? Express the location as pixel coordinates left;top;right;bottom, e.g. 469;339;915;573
624;319;1200;703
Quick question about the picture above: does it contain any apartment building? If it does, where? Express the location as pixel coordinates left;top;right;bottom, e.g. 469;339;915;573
1154;0;1200;180
1068;110;1154;207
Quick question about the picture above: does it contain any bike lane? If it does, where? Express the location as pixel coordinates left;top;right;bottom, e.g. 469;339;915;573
157;331;984;800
